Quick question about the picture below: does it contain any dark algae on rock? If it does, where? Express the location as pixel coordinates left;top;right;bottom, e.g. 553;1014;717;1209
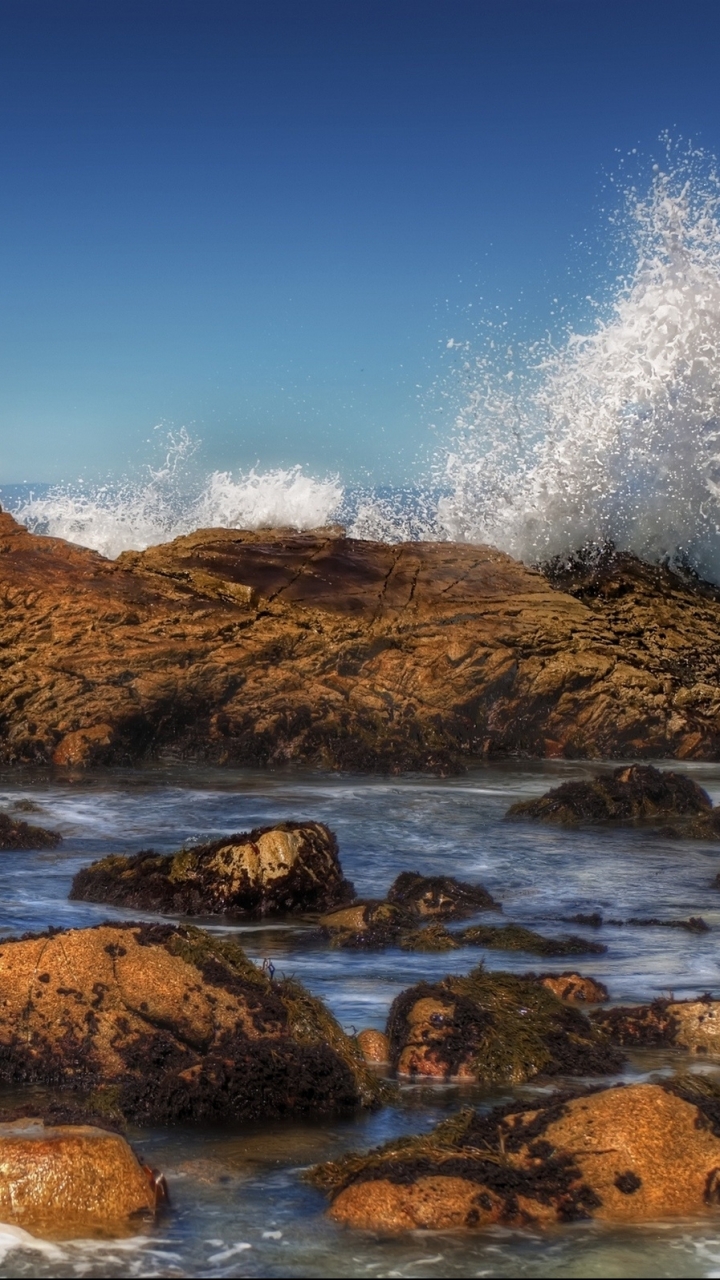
508;763;720;836
592;995;720;1054
0;921;384;1124
458;923;606;957
386;873;499;919
70;821;353;916
0;812;60;850
310;1079;720;1230
385;966;623;1082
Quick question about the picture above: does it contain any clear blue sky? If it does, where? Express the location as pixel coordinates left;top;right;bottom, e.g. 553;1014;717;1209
2;0;720;485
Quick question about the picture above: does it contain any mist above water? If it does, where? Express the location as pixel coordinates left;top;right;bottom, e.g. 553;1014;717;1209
9;146;720;581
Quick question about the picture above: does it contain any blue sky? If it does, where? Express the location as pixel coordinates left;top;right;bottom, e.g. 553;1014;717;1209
2;0;720;485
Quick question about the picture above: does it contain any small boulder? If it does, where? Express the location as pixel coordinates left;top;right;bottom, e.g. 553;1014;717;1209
399;923;460;952
0;922;383;1123
314;1079;720;1230
593;996;720;1053
537;972;608;1003
386;966;623;1083
356;1030;390;1065
0;1117;162;1235
507;764;720;835
387;872;499;920
0;812;61;851
70;821;353;916
319;899;413;948
458;923;606;957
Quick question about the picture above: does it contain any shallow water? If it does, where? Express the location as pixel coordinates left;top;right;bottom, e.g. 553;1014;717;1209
2;760;720;1277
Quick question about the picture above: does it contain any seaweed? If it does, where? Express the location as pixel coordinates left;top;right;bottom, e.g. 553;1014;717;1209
0;812;61;851
458;923;606;957
387;872;499;919
399;923;460;952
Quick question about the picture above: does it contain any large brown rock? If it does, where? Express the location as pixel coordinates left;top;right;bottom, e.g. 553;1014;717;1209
385;966;622;1083
314;1079;720;1230
0;1118;162;1235
0;922;383;1123
70;821;353;916
2;514;720;769
593;996;720;1053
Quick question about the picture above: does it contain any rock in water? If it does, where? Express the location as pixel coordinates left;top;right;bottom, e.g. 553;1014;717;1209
70;821;352;916
3;515;720;770
386;873;499;919
386;966;623;1082
537;972;608;1003
593;996;720;1053
508;763;720;835
312;1080;720;1230
0;923;383;1122
319;900;414;948
0;813;60;850
0;1118;162;1235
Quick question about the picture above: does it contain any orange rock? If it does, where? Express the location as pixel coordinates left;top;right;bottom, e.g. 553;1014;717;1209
0;1118;162;1235
356;1030;390;1065
0;513;719;770
539;972;608;1003
329;1176;503;1232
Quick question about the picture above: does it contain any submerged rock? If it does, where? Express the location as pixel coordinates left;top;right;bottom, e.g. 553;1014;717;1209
0;922;383;1123
386;966;623;1083
386;873;499;920
312;1078;720;1231
508;763;720;835
70;821;352;916
319;900;413;948
399;923;460;952
593;996;720;1054
0;1117;163;1235
458;923;606;957
0;812;61;851
537;972;609;1003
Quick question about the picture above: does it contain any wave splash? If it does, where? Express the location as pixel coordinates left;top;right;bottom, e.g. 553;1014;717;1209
431;143;720;581
11;429;343;560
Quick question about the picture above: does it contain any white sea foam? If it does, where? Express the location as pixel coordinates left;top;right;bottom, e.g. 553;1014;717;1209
11;428;343;560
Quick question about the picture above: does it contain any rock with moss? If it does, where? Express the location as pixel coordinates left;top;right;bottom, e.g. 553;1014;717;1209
318;899;414;948
0;812;61;851
458;923;606;957
386;965;623;1083
387;873;499;920
536;972;608;1003
507;764;720;836
310;1077;720;1231
0;922;384;1123
70;821;353;916
399;923;461;952
592;996;720;1054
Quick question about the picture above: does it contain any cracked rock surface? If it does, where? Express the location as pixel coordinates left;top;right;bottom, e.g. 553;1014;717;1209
2;513;720;768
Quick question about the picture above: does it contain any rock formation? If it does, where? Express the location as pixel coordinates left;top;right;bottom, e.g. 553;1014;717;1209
0;1117;163;1235
70;821;352;916
386;873;499;919
537;972;608;1003
385;966;622;1082
0;812;60;850
2;514;720;769
593;996;720;1053
509;762;720;834
0;922;383;1123
311;1078;720;1230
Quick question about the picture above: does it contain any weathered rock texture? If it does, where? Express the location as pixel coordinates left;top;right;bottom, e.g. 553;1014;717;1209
0;922;383;1123
3;516;720;769
593;997;720;1053
0;1118;162;1235
70;821;352;916
537;972;608;1004
385;966;622;1082
386;873;499;919
312;1078;720;1230
0;812;60;850
509;763;720;834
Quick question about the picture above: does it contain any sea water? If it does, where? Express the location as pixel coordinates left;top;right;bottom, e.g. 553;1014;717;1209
0;761;719;1277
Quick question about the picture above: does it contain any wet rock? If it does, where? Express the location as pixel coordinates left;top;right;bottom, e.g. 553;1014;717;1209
4;515;720;771
625;915;709;932
537;972;609;1003
386;873;499;920
356;1030;390;1065
70;821;352;917
318;900;413;948
313;1079;720;1230
0;922;384;1123
399;923;460;952
508;763;720;835
458;923;606;957
593;996;720;1053
386;966;623;1083
0;812;61;851
0;1117;162;1235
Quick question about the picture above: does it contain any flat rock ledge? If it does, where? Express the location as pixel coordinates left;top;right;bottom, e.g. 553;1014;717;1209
311;1078;720;1230
509;763;720;836
0;1118;163;1236
3;515;720;770
70;821;353;916
0;922;383;1123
